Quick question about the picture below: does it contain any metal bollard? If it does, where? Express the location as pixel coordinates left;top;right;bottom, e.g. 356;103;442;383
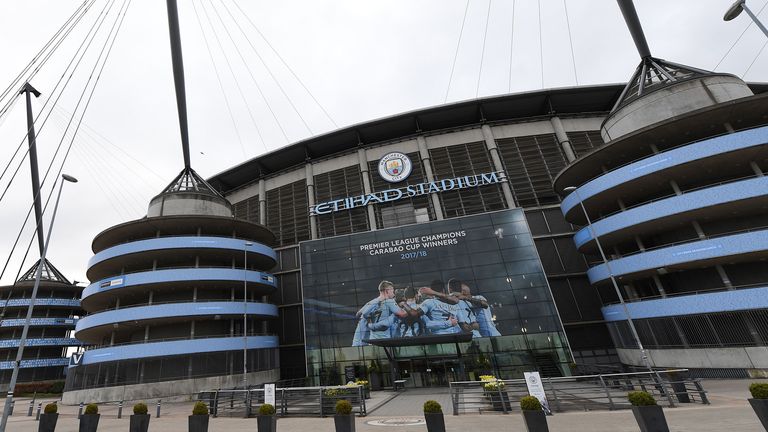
117;400;123;419
27;400;34;417
156;399;161;418
9;399;14;416
35;403;41;421
78;402;84;419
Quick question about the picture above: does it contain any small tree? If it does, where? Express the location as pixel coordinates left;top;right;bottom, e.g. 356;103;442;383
43;403;57;414
335;400;352;415
133;402;148;415
84;404;98;415
192;401;209;415
259;403;276;416
423;400;442;414
520;396;542;411
628;391;657;406
750;383;768;399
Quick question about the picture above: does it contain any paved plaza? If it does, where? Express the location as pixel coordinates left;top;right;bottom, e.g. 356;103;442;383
3;380;766;431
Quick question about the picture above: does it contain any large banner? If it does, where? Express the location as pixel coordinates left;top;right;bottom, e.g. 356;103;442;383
302;209;562;350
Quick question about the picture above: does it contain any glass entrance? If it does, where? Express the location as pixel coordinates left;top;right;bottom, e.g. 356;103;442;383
397;357;464;387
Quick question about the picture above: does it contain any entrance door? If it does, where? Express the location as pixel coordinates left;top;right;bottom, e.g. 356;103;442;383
404;358;462;387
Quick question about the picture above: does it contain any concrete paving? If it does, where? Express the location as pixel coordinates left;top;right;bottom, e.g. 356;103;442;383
3;379;766;431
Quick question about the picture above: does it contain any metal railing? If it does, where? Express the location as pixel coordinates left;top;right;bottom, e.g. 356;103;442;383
199;385;367;418
449;370;708;415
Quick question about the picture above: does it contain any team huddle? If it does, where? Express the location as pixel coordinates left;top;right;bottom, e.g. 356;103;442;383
352;278;501;346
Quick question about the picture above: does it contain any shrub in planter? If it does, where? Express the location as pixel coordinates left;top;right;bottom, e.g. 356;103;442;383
333;400;355;432
520;396;548;432
748;383;768;429
130;403;150;432
482;377;511;411
189;402;209;432
257;403;277;432
628;391;669;432
79;404;100;432
423;400;445;432
38;404;58;432
355;379;371;399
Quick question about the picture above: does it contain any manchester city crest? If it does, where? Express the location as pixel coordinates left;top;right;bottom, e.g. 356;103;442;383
378;152;412;183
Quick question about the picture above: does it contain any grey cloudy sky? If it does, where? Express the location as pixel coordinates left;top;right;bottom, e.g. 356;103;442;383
0;0;766;285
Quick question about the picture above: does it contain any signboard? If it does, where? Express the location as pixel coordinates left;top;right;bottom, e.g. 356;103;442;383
310;171;507;215
264;384;276;406
524;371;551;414
344;366;356;383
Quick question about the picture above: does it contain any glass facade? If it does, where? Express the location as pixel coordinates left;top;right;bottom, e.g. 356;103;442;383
300;208;571;386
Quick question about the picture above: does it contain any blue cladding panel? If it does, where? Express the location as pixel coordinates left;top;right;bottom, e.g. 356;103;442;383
0;317;76;328
88;237;276;269
0;338;82;348
83;268;277;300
80;335;279;365
0;358;69;369
76;301;278;333
562;125;768;216
602;286;768;321
574;176;768;248
587;229;768;283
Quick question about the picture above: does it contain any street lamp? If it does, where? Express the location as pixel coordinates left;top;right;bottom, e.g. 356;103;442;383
563;186;655;374
243;241;253;390
0;174;77;432
724;0;768;38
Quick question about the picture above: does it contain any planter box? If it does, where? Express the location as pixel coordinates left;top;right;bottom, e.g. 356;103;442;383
486;391;512;412
78;414;100;432
257;415;277;432
188;414;209;432
38;413;58;432
631;405;669;432
522;410;549;432
130;414;150;432
334;414;355;432
749;398;768;430
424;412;445;432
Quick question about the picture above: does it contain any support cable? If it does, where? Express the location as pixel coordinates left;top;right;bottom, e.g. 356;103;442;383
191;0;253;156
713;0;768;70
229;0;337;128
444;0;471;103
200;0;289;143
743;38;768;78
218;0;313;135
508;0;516;93
1;0;130;285
0;0;113;194
0;0;92;119
0;0;102;188
476;0;492;98
562;0;579;85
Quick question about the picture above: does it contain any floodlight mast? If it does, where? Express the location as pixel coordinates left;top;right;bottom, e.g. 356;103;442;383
723;0;768;38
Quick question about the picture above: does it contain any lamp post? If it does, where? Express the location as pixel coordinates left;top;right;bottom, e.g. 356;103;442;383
563;186;655;374
724;0;768;38
0;174;77;432
243;241;253;390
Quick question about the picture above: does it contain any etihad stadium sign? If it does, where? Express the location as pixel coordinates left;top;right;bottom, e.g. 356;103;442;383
310;171;507;215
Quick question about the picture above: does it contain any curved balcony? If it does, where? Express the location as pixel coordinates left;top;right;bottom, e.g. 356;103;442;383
602;286;768;322
574;176;768;251
0;317;77;328
586;229;768;284
0;298;80;309
75;301;278;342
80;335;278;365
0;337;82;348
82;268;276;310
562;125;768;222
0;358;69;370
87;237;277;281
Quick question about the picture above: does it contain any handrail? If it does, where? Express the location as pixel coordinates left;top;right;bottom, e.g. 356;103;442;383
604;281;768;305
